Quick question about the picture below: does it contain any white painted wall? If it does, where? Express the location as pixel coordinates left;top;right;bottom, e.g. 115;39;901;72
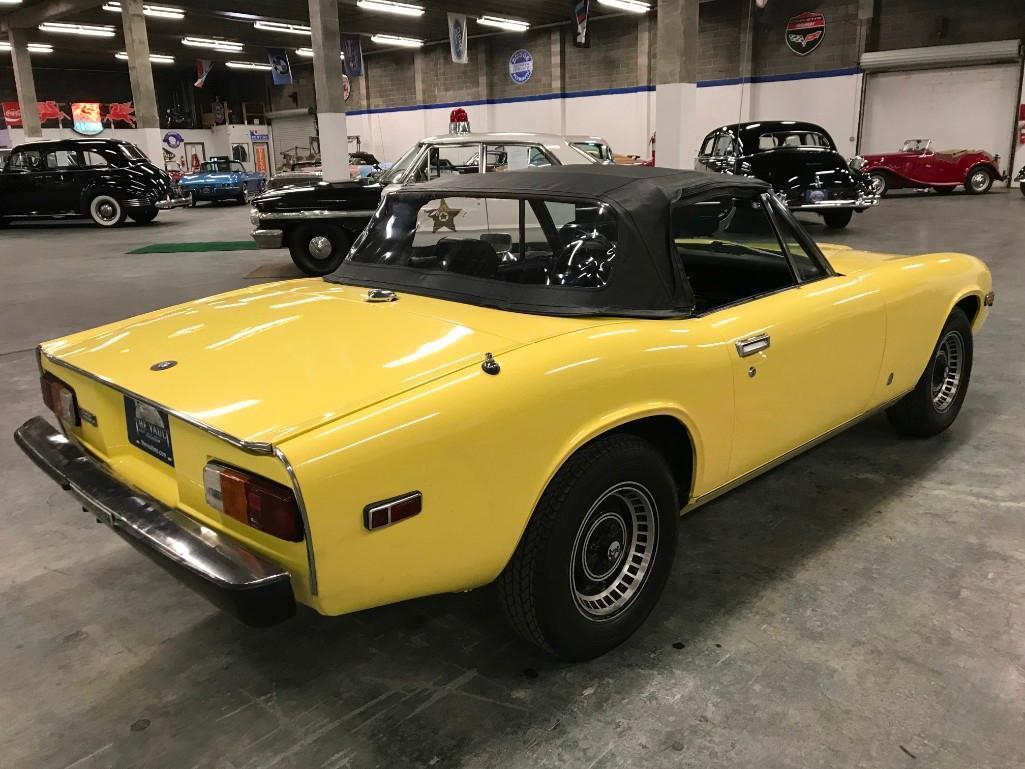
862;64;1021;176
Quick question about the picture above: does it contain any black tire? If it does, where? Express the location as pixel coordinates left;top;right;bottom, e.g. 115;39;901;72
87;192;127;227
1018;183;1025;198
822;209;853;229
933;186;955;195
886;308;973;438
129;207;158;224
868;171;888;197
190;197;198;207
288;223;352;276
0;217;9;228
964;166;993;195
497;434;678;660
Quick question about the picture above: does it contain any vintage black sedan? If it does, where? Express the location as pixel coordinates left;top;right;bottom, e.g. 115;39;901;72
0;138;190;227
697;121;877;229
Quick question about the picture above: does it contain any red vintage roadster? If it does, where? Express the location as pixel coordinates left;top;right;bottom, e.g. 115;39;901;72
854;139;1004;196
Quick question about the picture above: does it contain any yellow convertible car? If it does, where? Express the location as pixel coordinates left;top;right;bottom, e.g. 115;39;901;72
16;166;993;660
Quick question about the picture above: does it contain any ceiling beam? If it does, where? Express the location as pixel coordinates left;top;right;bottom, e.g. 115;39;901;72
1;0;105;33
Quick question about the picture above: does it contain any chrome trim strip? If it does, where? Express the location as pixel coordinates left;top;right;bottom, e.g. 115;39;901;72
39;346;319;595
682;395;907;514
40;348;275;456
790;195;879;211
259;209;377;221
14;416;293;591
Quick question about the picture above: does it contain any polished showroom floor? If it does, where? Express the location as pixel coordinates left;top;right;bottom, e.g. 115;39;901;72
1;190;1023;769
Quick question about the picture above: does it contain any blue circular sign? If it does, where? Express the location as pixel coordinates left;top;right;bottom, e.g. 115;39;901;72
509;49;533;85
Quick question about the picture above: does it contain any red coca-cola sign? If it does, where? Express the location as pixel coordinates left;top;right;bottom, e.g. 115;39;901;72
2;102;22;127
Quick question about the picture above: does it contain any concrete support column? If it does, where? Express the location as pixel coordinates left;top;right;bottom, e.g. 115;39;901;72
550;28;565;135
8;28;41;139
476;40;490;133
853;0;876;154
737;0;755;123
120;0;162;163
309;0;349;181
636;15;652;158
655;0;698;169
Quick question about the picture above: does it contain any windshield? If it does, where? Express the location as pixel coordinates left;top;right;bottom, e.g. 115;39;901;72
380;143;421;184
201;160;239;173
755;131;832;151
573;142;612;162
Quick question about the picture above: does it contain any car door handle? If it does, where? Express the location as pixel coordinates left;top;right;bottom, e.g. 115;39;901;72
736;334;770;358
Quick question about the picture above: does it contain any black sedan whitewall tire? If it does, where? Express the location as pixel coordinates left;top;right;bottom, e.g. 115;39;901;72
288;223;352;276
887;308;973;437
498;434;678;660
88;193;127;227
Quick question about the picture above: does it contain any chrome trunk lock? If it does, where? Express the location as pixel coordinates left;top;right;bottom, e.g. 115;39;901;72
365;289;398;303
482;352;501;375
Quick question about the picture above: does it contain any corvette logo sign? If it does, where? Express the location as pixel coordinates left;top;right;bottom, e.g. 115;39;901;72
785;11;826;56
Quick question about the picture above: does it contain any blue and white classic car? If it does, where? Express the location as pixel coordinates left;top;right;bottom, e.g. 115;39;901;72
179;157;266;206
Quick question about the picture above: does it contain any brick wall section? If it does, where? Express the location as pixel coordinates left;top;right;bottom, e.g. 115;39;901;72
564;16;643;93
366;50;417;109
753;0;860;75
487;29;553;99
419;40;485;105
698;0;744;81
872;0;1025;51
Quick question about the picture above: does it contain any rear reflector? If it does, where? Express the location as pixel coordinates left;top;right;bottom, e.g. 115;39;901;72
363;492;422;531
40;372;80;426
204;462;304;542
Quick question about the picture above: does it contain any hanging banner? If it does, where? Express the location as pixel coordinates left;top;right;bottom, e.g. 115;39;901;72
194;59;213;88
342;35;363;77
785;11;826;56
267;48;293;86
3;102;23;127
71;102;104;136
448;13;468;64
573;0;590;49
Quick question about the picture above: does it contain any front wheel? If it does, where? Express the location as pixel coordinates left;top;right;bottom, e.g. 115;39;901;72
497;434;678;660
822;209;853;229
1019;183;1025;198
965;166;993;195
129;207;158;224
886;308;973;438
88;193;127;227
288;223;352;276
868;172;888;197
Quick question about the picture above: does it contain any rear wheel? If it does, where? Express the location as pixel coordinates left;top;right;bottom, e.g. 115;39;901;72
965;166;993;195
129;207;158;224
868;172;888;197
822;209;853;229
88;193;127;227
886;308;973;438
497;435;678;660
288;223;352;276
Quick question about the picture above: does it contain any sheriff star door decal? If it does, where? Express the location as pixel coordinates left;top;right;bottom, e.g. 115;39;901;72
426;199;462;233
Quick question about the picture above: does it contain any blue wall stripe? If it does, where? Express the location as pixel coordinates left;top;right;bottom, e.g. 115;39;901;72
346;67;860;117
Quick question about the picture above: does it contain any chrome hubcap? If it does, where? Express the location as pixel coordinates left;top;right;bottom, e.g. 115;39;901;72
570;482;658;620
931;330;964;412
970;172;989;191
869;175;885;194
94;199;117;221
308;235;333;260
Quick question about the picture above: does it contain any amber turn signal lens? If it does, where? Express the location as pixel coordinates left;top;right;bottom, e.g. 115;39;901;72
203;462;304;542
40;372;80;426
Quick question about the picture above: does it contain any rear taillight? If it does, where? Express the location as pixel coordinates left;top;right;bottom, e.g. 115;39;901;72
40;372;80;426
203;462;304;542
363;492;422;531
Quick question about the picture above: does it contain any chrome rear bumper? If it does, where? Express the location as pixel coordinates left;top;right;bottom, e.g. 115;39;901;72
790;194;879;213
14;416;295;627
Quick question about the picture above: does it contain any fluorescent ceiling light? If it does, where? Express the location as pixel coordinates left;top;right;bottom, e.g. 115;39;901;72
116;51;175;63
370;33;422;48
357;0;424;17
0;41;53;53
0;1;24;5
39;22;116;37
295;47;344;59
182;36;243;52
477;15;530;32
226;60;273;71
253;20;311;35
102;2;185;20
597;0;651;11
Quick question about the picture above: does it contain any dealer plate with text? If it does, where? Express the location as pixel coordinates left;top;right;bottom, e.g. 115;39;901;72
124;396;174;466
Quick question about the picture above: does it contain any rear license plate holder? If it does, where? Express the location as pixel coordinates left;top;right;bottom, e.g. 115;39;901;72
124;396;174;466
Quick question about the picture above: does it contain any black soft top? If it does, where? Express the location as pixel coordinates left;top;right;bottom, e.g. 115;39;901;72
330;165;770;318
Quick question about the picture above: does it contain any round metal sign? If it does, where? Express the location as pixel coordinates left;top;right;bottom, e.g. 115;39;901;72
509;49;533;85
785;11;826;56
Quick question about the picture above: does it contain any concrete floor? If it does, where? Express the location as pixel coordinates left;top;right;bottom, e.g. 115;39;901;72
1;190;1023;769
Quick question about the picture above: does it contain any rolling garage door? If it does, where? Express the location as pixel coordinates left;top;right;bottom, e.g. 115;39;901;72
860;41;1023;176
268;110;317;172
